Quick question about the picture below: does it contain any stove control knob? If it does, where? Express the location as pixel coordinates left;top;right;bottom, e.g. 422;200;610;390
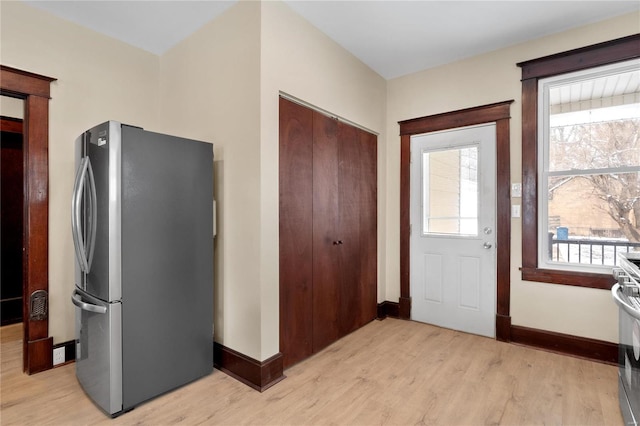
613;268;624;280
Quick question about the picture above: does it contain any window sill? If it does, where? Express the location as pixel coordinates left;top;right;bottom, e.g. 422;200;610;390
520;267;614;290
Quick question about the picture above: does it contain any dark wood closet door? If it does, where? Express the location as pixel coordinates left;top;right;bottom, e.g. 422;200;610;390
279;97;377;369
358;128;378;327
336;122;362;337
335;124;378;336
312;111;341;352
279;98;314;368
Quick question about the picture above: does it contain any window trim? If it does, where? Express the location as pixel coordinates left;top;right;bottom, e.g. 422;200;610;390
517;34;640;289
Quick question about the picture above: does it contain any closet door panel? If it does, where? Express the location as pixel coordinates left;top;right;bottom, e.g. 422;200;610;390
358;129;378;326
279;97;378;368
279;98;314;368
312;111;340;352
337;122;362;337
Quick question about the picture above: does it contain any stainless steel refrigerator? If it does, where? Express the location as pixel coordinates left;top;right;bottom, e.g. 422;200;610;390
70;121;214;417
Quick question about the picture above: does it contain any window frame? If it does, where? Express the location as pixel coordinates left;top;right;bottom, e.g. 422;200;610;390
517;34;640;290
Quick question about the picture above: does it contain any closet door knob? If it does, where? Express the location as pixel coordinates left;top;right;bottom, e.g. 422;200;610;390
338;240;343;245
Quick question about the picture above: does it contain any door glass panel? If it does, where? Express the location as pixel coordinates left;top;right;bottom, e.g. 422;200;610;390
422;146;478;236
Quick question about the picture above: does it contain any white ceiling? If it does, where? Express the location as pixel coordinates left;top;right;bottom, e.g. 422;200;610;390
22;0;640;80
21;1;238;56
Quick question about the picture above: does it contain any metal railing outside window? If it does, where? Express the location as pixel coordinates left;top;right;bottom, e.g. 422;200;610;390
548;233;640;266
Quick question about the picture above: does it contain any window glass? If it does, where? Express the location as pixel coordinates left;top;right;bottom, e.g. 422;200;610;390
539;60;640;273
422;146;478;236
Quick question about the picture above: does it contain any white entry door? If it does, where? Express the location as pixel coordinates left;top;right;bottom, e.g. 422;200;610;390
410;124;496;337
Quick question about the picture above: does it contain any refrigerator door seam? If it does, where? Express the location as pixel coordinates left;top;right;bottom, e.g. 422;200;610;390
108;121;122;302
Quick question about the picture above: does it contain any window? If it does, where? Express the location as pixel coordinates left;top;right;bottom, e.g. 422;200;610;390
539;60;640;275
518;34;640;289
422;146;478;235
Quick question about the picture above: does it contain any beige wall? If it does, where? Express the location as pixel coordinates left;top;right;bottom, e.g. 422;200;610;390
158;1;386;361
386;12;640;343
1;1;160;343
2;0;635;360
0;0;384;362
158;1;263;359
259;1;387;359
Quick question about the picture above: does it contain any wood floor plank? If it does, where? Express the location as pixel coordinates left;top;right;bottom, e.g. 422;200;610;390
0;323;21;344
1;319;623;425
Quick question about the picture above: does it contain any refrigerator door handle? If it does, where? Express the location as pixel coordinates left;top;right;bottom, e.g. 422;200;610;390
86;158;97;270
71;289;107;314
71;157;97;273
71;156;89;272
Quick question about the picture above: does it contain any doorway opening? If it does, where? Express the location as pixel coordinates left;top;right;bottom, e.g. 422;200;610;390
398;101;513;341
1;96;25;325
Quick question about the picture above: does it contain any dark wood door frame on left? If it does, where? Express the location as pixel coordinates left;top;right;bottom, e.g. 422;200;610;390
398;101;514;342
1;65;56;374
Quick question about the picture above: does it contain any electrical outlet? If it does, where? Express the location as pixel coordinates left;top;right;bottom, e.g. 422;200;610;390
53;347;65;366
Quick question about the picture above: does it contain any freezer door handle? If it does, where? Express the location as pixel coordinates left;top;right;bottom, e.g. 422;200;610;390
71;289;107;314
71;156;97;273
612;284;640;321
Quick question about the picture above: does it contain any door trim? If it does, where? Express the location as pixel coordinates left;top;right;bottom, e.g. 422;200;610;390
399;100;514;341
1;65;56;373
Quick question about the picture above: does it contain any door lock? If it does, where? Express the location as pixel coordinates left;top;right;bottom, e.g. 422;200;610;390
483;242;493;249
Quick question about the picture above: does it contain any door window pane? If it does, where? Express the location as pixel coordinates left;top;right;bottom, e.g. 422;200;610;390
422;146;478;236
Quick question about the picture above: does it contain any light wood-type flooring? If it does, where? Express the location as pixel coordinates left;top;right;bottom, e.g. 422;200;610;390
1;318;623;425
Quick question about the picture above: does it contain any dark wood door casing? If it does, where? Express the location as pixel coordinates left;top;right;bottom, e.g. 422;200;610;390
398;101;513;341
280;97;378;368
0;65;56;374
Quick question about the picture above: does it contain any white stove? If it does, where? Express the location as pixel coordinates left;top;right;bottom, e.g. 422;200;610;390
613;252;640;426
